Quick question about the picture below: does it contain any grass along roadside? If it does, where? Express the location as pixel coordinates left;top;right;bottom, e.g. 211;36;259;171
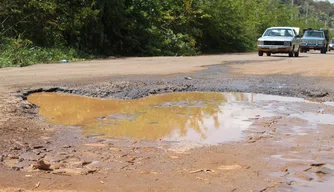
0;37;96;68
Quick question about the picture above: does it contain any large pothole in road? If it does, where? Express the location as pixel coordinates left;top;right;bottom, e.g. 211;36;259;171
27;92;334;147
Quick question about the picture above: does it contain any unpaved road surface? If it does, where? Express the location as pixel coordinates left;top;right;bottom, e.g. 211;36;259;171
1;52;334;192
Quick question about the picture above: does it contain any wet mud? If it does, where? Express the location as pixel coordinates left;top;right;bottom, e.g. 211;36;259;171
17;59;334;102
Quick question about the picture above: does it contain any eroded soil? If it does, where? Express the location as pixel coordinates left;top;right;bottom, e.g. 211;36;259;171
1;52;334;192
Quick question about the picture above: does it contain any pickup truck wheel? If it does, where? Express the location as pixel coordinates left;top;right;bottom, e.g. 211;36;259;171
266;53;271;56
294;49;299;57
258;51;263;56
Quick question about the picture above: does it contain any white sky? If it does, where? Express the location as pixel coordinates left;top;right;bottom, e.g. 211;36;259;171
328;0;334;3
316;0;334;3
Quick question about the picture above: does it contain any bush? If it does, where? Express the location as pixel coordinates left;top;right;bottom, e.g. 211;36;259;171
0;0;331;68
0;37;94;68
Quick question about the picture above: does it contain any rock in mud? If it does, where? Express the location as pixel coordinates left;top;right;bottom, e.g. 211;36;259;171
52;168;94;176
12;165;23;171
10;146;22;151
81;161;92;166
20;102;34;109
32;160;51;170
32;145;44;149
303;91;329;98
8;155;19;159
310;163;325;167
316;167;334;175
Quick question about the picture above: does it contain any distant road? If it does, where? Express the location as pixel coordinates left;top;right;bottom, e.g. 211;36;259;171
0;51;333;87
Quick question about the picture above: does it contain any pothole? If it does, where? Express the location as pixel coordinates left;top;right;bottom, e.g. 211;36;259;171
27;92;334;147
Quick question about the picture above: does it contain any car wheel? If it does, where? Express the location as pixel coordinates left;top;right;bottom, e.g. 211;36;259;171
266;52;271;56
258;51;263;56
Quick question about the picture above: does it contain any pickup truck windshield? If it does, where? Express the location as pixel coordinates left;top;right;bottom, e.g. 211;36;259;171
303;31;324;38
263;29;294;37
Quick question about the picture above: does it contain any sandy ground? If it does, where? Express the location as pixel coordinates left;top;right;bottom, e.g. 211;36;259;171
0;51;333;88
227;52;334;77
1;52;334;192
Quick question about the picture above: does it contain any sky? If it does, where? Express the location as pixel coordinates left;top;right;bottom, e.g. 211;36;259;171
328;0;334;3
316;0;334;3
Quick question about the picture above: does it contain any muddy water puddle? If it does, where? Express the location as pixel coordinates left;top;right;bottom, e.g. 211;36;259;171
28;92;334;145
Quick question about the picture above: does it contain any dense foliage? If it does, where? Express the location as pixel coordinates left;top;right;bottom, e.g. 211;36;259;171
0;0;333;67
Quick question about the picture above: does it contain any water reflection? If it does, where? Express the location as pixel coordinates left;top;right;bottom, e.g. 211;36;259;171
28;92;275;144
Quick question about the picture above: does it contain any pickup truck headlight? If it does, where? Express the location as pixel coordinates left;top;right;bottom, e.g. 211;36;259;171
284;41;291;46
257;41;264;45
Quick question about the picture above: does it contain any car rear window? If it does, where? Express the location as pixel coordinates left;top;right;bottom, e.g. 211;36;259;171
303;31;324;38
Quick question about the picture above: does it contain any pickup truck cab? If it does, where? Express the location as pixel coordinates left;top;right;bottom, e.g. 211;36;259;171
257;27;300;57
300;28;329;54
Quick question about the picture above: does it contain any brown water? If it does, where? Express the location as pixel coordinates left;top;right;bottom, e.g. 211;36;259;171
27;92;334;145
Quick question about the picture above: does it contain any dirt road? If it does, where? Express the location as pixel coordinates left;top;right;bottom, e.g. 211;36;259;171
1;52;334;192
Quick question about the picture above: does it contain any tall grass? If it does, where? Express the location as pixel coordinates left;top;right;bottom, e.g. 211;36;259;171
0;37;95;68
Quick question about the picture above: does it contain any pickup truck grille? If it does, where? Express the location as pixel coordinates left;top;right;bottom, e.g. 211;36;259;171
264;41;285;45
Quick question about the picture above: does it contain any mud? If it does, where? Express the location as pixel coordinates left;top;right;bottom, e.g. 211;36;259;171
18;62;334;101
1;53;334;191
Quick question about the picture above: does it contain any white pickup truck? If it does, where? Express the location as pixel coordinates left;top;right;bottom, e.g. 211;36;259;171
257;27;301;57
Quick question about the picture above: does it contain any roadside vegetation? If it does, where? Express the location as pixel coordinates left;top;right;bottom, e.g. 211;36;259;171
1;0;333;68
